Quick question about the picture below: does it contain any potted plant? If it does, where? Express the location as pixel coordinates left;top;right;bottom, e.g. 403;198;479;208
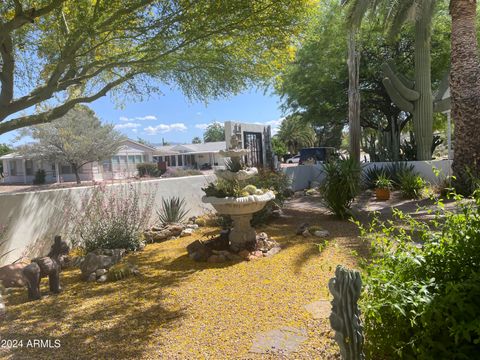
375;175;392;201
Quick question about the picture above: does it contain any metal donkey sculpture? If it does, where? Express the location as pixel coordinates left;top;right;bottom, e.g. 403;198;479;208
22;235;70;301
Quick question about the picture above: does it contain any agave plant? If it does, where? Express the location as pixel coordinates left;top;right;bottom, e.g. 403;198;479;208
157;197;189;225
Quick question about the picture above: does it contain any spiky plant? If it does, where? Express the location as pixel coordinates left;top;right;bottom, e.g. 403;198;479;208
225;157;244;172
157;197;189;225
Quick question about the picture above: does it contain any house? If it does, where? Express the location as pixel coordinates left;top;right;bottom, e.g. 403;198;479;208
0;139;156;184
153;141;227;169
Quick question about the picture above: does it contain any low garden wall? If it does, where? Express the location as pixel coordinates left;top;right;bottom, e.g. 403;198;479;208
284;160;452;192
0;175;215;266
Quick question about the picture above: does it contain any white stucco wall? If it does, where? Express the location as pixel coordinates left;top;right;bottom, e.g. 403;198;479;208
0;175;215;266
284;160;452;192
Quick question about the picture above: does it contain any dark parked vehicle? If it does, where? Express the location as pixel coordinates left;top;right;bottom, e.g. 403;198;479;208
299;147;336;165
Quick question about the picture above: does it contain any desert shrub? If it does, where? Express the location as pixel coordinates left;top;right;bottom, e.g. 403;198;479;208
33;169;46;184
137;163;161;177
249;169;291;226
362;165;384;189
162;168;203;178
358;194;480;359
157;196;189;225
73;184;154;252
319;157;360;219
363;163;416;189
398;171;426;198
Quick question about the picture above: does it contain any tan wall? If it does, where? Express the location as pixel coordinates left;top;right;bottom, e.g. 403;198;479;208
0;175;215;266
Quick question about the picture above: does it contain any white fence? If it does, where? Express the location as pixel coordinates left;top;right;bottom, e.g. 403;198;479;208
283;160;452;192
0;175;214;266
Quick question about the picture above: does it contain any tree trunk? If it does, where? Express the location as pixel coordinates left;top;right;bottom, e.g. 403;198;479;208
72;165;81;184
347;30;361;164
413;14;434;160
450;0;480;193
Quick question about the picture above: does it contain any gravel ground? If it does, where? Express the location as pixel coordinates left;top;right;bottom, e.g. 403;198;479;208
0;198;367;360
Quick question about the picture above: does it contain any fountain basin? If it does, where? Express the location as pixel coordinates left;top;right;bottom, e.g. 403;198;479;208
214;167;258;182
202;191;275;249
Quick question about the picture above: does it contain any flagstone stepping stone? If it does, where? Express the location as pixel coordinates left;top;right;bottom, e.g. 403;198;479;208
304;300;331;319
249;326;308;354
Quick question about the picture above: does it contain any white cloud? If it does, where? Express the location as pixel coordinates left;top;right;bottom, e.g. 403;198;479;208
195;123;209;130
144;123;188;135
120;115;157;122
132;129;138;133
114;122;141;130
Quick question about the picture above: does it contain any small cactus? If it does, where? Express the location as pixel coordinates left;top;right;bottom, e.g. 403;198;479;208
107;262;140;282
328;265;364;360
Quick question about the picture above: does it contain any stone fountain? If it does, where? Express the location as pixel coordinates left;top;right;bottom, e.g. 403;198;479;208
202;147;275;251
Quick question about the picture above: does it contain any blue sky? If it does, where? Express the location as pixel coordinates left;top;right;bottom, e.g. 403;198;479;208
0;87;285;146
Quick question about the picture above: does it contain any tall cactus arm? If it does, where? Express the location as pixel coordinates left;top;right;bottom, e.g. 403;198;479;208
433;97;451;113
382;78;414;113
385;60;415;89
381;63;420;101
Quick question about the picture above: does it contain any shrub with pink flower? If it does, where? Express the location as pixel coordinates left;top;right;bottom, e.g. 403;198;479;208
73;184;155;252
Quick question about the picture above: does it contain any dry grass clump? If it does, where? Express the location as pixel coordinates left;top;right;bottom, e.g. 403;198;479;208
0;205;366;359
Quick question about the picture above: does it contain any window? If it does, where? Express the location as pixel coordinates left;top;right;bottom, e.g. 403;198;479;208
103;160;112;172
25;160;33;176
177;155;183;166
128;155;135;163
9;160;17;176
61;165;73;174
170;155;176;166
111;156;120;165
135;155;142;163
119;156;127;165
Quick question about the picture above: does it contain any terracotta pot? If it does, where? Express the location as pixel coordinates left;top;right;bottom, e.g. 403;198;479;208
375;188;390;201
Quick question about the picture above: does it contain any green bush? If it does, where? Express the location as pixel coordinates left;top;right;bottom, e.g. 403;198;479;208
362;162;417;190
33;169;46;184
358;194;480;359
74;184;154;252
320;157;360;219
157;197;189;225
137;163;161;177
399;172;426;198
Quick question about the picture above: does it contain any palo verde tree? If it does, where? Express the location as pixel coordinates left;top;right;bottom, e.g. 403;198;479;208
203;122;225;143
0;0;312;135
17;105;124;184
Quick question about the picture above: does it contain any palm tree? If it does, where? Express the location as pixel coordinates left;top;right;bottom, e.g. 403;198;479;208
345;0;437;160
450;0;480;193
277;114;317;154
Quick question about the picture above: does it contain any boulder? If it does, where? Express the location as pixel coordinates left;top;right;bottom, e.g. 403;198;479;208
80;253;116;279
164;224;184;237
314;230;330;238
95;268;108;277
296;223;310;235
96;275;108;283
180;228;195;237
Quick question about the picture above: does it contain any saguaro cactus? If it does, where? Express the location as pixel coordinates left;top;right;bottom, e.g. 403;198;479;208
381;2;450;160
328;265;364;360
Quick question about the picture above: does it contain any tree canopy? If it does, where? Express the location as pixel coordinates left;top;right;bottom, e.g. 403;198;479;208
191;136;202;144
203;122;225;143
276;114;316;154
0;0;312;135
17;105;124;183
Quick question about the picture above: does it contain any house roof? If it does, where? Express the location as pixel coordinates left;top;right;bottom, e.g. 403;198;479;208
0;152;20;160
154;141;226;155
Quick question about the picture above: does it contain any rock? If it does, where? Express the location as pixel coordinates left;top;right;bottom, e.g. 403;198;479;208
296;223;310;235
137;242;146;251
302;229;310;238
265;246;281;257
0;263;27;288
304;300;331;319
238;250;251;260
195;217;207;227
187;240;204;254
164;224;183;237
96;275;108;283
80;252;117;279
87;272;97;282
253;251;263;258
95;268;107;277
250;327;308;355
207;255;223;263
63;256;84;269
152;230;171;242
186;224;199;230
180;228;195;237
314;230;330;238
187;240;212;262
